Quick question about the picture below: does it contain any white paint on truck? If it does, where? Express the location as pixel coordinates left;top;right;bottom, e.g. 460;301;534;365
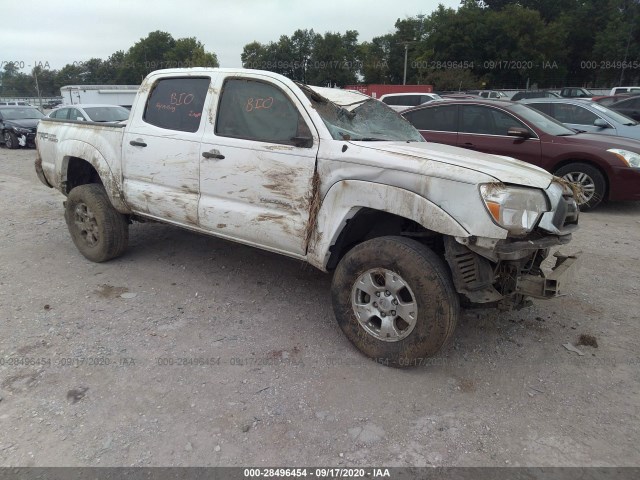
35;68;582;366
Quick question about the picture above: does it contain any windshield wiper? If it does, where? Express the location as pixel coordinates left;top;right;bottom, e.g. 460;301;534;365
350;137;387;141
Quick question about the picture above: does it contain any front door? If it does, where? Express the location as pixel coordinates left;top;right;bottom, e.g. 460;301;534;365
457;104;542;166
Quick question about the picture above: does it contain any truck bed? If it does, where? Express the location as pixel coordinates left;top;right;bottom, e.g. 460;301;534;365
36;118;126;198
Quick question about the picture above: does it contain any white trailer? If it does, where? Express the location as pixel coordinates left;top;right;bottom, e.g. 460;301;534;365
60;85;139;107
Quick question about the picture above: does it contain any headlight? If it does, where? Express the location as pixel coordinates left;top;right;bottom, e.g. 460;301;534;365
14;127;30;134
607;149;640;168
480;184;549;235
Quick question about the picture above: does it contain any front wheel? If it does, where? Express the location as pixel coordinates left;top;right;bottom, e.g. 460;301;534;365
64;184;129;262
3;131;18;149
555;163;606;211
331;236;459;368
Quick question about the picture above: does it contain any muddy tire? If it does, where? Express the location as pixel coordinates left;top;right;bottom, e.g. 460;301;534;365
555;163;605;211
331;236;459;368
64;184;129;262
3;131;18;149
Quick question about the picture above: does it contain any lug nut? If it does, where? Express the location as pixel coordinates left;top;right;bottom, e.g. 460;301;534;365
393;299;398;305
380;312;386;317
376;292;381;297
391;310;396;316
373;302;378;308
385;291;390;296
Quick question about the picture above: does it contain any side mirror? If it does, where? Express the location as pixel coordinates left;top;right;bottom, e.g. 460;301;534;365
593;118;609;128
507;127;531;138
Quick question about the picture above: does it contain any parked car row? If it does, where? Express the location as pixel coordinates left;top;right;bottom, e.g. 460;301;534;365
3;86;639;213
48;104;130;123
1;104;130;150
520;98;640;139
401;99;640;210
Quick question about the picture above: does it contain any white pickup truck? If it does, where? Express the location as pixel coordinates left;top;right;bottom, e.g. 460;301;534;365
35;68;580;367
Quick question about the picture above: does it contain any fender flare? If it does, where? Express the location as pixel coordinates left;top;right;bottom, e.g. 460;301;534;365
307;180;470;271
56;138;130;213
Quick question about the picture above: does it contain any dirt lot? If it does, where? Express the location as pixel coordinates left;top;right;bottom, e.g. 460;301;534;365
1;147;639;467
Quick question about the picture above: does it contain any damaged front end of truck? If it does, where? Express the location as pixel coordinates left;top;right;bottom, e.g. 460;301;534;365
444;180;581;310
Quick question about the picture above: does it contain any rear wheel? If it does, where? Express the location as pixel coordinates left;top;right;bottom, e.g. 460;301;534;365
555;162;605;211
331;236;459;368
64;184;129;262
3;131;18;149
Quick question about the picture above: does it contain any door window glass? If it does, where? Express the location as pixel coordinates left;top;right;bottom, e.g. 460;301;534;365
403;105;457;131
215;78;310;146
144;77;210;132
554;104;598;125
460;105;532;136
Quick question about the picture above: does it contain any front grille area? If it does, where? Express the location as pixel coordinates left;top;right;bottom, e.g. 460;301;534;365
538;181;579;236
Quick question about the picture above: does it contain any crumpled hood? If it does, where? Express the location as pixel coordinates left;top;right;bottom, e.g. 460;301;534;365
353;141;553;189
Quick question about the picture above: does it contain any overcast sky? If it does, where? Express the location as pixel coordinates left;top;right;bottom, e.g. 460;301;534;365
2;0;461;72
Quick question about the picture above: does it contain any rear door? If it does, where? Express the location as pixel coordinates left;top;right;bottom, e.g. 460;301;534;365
457;104;542;166
198;74;319;255
122;75;216;226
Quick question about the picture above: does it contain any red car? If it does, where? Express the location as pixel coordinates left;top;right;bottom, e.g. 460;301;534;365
402;99;640;209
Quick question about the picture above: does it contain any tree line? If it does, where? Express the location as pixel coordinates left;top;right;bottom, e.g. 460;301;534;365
0;31;219;98
242;0;640;89
2;0;639;97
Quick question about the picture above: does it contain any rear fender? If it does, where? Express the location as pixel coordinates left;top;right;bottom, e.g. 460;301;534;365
56;138;130;213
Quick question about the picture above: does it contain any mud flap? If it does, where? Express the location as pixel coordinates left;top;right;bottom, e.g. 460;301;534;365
515;252;582;298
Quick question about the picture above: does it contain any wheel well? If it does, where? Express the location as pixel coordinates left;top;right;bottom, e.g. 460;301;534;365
552;159;609;199
64;157;103;194
325;208;444;270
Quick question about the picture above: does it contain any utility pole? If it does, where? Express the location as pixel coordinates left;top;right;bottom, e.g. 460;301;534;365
403;43;409;85
399;41;415;85
33;68;42;109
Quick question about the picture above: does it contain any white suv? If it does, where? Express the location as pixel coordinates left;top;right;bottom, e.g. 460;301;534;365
609;86;640;96
379;93;442;112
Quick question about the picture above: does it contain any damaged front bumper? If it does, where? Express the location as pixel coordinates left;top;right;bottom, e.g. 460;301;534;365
13;129;36;147
515;251;582;299
444;235;582;308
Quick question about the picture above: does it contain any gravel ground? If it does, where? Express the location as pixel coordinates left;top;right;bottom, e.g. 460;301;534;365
1;147;639;467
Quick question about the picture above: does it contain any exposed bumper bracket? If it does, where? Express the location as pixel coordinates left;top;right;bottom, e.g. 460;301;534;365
516;251;582;298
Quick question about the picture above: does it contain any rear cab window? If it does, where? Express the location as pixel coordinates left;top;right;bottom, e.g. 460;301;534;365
143;77;210;132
